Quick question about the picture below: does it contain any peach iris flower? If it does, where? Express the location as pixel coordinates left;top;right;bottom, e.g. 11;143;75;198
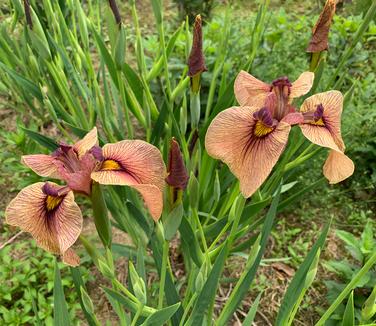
20;127;166;220
5;128;166;265
205;71;353;198
5;182;82;266
299;90;354;183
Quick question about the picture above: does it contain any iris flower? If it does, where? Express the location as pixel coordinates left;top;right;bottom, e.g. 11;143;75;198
5;182;82;266
205;71;354;198
5;128;166;265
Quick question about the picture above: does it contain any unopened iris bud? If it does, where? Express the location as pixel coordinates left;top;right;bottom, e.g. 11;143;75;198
23;0;33;29
166;138;189;190
108;0;122;26
306;0;336;71
307;0;336;53
165;138;189;205
188;15;207;94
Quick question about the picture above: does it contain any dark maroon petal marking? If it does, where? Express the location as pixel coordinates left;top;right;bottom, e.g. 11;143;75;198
313;103;324;121
42;182;70;197
90;146;104;162
253;107;274;127
271;77;292;94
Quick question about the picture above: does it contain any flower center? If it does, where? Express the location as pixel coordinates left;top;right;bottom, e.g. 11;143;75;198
253;107;275;138
311;103;325;126
101;159;122;171
45;195;63;211
254;121;274;137
270;77;292;120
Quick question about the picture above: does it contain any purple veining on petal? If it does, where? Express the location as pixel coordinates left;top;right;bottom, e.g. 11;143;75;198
314;103;324;121
253;107;274;127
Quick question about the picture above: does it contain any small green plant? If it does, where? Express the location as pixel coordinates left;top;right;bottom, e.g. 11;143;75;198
0;227;91;325
322;219;376;324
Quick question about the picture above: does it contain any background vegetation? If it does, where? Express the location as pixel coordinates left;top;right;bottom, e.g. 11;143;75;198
0;0;375;324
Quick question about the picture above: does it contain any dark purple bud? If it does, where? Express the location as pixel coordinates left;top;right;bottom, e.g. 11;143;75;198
306;0;336;53
23;0;33;29
188;129;199;157
165;138;189;190
108;0;122;26
253;107;274;127
188;15;207;78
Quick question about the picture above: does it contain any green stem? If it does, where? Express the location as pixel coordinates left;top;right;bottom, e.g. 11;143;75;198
179;293;198;326
315;250;376;325
131;303;144;326
193;209;211;267
91;183;112;248
158;239;169;309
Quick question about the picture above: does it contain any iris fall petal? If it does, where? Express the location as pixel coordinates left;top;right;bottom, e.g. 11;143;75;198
205;106;291;197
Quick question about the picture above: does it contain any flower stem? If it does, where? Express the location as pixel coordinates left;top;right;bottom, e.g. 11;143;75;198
158;239;169;309
315;250;376;325
91;183;112;248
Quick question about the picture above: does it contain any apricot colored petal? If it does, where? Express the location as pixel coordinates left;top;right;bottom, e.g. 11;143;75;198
96;140;166;191
290;72;314;99
281;112;304;125
300;90;344;150
234;70;270;107
62;248;80;267
74;127;98;158
132;184;163;221
91;171;163;220
5;182;82;254
205;106;291;198
21;154;60;178
299;124;340;152
323;150;354;184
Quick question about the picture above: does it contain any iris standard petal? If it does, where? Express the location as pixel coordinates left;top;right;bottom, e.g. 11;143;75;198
323;150;355;184
73;127;98;158
21;154;60;178
234;70;270;107
205;106;291;198
290;72;314;99
91;140;166;220
5;182;83;256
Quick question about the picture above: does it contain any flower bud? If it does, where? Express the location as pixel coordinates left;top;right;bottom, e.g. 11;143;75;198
166;138;189;190
188;15;207;93
23;0;33;29
306;0;336;53
108;0;122;26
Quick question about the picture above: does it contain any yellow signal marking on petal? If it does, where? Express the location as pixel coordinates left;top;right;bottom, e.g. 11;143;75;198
46;195;63;211
312;118;325;126
101;159;122;171
254;121;274;137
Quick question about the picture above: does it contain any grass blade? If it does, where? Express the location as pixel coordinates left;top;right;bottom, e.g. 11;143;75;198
276;221;331;325
53;260;71;326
